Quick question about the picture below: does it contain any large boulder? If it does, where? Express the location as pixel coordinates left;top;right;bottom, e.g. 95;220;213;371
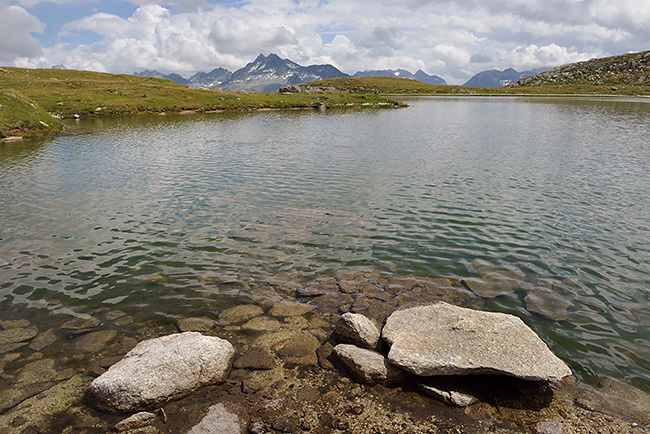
87;332;235;412
382;302;571;382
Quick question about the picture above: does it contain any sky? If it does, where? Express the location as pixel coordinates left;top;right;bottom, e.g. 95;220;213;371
1;0;649;84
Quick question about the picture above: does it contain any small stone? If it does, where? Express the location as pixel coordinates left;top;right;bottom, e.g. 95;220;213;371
276;334;319;367
233;346;276;370
187;402;249;434
269;301;316;317
113;316;134;327
418;383;477;407
535;421;566;434
317;342;334;370
333;312;380;349
28;328;57;351
525;290;571;322
105;310;127;321
272;415;301;433
332;344;405;385
74;330;118;352
61;316;100;330
114;411;157;432
0;326;38;346
219;305;264;324
0;319;30;329
461;275;518;298
242;317;281;332
177;317;216;332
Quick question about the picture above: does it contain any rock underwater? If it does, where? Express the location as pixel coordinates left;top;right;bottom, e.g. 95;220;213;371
86;332;235;412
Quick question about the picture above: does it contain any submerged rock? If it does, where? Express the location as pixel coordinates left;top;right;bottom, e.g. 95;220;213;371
233;346;276;370
382;302;571;382
0;326;38;346
332;344;405;385
187;402;249;434
219;305;264;324
333;312;380;349
87;332;235;412
177;317;216;332
418;383;477;407
275;333;319;367
114;411;157;432
525;290;572;322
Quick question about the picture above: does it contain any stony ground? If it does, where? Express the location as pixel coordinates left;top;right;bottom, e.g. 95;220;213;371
1;272;649;434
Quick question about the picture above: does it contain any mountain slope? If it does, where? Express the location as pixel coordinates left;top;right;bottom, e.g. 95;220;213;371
187;67;232;89
463;68;547;88
222;53;348;93
507;50;650;92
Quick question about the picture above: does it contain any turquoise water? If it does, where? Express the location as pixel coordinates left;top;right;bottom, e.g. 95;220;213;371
1;97;649;391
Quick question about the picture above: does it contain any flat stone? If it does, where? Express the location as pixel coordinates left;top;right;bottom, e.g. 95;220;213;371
333;312;380;349
177;317;216;332
418;383;477;407
219;305;264;324
242;317;281;332
105;310;127;321
276;333;319;367
269;301;316;317
0;326;38;346
113;315;134;327
382;302;571;382
74;330;118;352
461;275;518;298
29;328;58;351
0;319;30;329
525;290;571;321
0;342;28;355
575;378;650;425
115;411;157;432
87;332;235;412
233;346;276;370
188;402;249;434
61;316;100;330
332;344;405;385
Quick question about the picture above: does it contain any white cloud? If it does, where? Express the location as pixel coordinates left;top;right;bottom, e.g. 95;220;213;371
5;0;650;84
0;1;45;63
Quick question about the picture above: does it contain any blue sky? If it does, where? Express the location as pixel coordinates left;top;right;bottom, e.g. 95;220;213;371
2;0;649;84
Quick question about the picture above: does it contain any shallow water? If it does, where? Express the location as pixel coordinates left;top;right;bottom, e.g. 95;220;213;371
1;97;649;393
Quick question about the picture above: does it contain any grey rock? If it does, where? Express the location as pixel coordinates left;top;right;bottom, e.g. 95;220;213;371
333;312;380;349
382;302;571;382
535;421;566;434
115;412;157;432
187;402;249;434
87;332;235;412
575;378;650;425
418;383;477;407
332;344;405;385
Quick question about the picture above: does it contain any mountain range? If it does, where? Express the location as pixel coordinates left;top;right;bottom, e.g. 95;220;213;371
134;53;448;93
462;67;548;88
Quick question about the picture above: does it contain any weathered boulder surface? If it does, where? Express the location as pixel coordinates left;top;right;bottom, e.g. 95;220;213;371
87;332;235;412
382;302;571;382
333;312;380;349
332;344;405;385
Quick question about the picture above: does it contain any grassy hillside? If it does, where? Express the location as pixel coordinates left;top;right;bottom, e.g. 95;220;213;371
0;88;62;138
508;50;650;94
0;66;398;138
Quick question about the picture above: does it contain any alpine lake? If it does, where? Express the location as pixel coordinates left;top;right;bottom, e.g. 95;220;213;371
1;96;649;433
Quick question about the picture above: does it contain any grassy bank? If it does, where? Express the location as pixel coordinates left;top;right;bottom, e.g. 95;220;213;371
0;67;398;138
301;76;650;96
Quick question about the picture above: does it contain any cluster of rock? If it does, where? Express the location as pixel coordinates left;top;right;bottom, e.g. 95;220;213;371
85;301;572;434
507;49;650;89
332;302;572;407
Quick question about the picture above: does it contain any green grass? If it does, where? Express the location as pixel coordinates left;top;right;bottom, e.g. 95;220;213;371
0;67;399;138
301;75;650;96
0;88;62;138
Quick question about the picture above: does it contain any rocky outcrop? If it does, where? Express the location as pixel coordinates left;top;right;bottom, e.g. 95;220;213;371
507;50;650;90
333;312;380;349
382;302;571;382
86;332;235;412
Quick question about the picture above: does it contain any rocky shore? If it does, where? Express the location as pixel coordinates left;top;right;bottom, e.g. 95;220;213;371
1;272;649;434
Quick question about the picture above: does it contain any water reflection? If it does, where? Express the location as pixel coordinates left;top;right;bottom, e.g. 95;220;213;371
1;98;649;391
